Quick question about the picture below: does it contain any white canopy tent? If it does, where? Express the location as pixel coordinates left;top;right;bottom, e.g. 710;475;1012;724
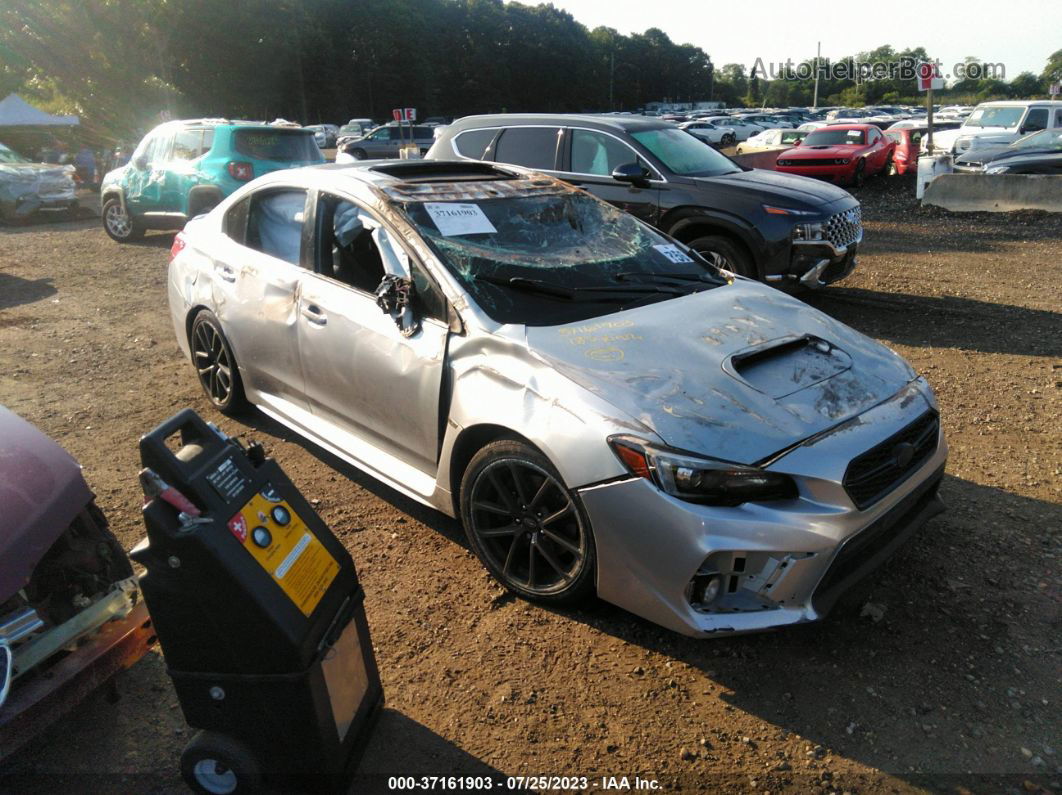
0;94;78;127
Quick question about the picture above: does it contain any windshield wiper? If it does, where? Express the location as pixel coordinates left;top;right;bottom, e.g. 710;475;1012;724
474;273;688;301
614;270;725;286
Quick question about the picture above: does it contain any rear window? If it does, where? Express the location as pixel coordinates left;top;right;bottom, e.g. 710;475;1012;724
233;129;322;162
493;127;560;170
454;129;498;159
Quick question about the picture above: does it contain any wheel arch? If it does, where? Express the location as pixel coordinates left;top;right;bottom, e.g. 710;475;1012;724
100;186;127;215
186;185;224;218
664;210;762;279
447;423;541;516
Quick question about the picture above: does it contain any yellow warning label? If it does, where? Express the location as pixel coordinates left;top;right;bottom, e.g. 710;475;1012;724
228;487;339;617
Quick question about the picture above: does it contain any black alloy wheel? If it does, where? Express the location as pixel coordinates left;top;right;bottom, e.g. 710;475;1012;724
190;311;246;415
461;440;595;605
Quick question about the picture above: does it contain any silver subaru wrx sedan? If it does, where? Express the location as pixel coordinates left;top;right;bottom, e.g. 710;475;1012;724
167;160;947;637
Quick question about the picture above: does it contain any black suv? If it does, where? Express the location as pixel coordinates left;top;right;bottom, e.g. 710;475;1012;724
427;114;862;288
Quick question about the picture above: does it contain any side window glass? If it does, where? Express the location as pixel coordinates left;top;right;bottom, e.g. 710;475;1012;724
454;129;497;159
1024;108;1048;132
410;260;447;321
1055;110;1062;127
388;127;403;141
173;129;203;161
316;196;386;292
151;131;174;164
245;190;307;266
570;129;638;176
909;130;922;146
223;196;250;244
201;129;215;156
493;127;559;169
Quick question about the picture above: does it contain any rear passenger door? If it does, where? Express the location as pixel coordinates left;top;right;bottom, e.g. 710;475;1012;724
213;188;309;411
559;128;661;225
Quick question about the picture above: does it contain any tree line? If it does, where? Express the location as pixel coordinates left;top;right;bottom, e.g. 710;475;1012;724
1;0;1059;143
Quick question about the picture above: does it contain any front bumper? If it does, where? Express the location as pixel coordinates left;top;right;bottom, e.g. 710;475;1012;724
578;384;948;637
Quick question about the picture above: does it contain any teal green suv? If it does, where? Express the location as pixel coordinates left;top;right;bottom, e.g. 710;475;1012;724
100;119;323;242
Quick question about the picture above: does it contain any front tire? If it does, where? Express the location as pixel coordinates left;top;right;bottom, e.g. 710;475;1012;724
686;234;755;278
460;440;596;605
180;731;261;795
850;158;866;188
102;197;143;242
350;148;367;160
190;310;247;415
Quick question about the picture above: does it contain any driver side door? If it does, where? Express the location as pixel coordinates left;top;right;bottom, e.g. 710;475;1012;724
296;191;451;477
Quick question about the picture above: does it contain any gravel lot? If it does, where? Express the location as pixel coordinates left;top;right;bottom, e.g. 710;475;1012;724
0;175;1059;793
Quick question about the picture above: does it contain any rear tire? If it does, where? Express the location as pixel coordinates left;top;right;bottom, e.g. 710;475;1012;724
686;234;755;278
189;310;247;416
102;197;143;242
460;439;596;606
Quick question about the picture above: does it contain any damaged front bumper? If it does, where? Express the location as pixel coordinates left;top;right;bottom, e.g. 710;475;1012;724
0;177;77;220
579;386;948;637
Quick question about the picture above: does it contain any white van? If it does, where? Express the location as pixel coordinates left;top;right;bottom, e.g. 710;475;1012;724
925;100;1062;155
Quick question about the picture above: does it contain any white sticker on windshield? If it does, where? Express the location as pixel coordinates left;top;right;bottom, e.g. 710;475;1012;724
653;243;694;264
424;202;497;236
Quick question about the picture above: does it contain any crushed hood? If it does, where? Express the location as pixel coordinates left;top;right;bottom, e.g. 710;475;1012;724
526;282;918;465
0;162;73;182
0;406;92;600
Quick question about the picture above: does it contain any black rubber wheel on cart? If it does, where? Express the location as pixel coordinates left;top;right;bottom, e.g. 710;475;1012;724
180;731;262;795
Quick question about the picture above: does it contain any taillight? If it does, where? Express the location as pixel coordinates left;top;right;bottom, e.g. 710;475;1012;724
170;231;186;260
227;161;254;181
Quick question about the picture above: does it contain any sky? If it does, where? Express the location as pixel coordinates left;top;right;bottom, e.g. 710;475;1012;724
545;0;1061;82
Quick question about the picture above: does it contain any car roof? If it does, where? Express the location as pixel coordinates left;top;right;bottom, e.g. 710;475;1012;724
250;159;572;200
444;113;671;134
809;124;876;131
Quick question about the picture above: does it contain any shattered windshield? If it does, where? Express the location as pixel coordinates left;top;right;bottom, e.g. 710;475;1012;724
629;128;741;177
401;191;725;326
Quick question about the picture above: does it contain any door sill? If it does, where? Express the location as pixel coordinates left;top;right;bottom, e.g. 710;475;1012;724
254;394;439;507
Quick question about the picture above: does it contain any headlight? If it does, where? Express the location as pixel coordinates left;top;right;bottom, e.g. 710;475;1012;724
762;204;817;216
792;222;824;241
608;436;798;506
985;164;1011;174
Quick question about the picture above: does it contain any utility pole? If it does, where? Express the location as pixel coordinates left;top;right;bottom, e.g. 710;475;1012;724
812;41;821;108
610;50;614;110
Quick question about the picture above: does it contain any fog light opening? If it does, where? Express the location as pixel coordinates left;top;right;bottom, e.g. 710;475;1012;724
686;571;721;612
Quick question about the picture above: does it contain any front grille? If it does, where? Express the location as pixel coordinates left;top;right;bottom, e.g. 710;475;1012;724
813;464;944;612
823;206;862;250
843;411;939;509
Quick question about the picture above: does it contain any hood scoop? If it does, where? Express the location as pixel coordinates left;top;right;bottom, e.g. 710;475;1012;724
724;335;851;400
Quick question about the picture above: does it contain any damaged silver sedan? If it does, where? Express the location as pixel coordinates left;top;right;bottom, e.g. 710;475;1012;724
0;143;77;222
167;160;947;637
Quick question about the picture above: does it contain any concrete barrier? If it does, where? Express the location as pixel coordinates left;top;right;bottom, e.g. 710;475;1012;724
922;173;1062;213
731;150;782;170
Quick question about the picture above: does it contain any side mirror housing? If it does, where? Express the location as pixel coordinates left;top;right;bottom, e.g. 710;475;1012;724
133;155;149;170
611;162;652;188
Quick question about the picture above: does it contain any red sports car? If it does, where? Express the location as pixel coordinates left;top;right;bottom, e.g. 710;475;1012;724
776;124;895;186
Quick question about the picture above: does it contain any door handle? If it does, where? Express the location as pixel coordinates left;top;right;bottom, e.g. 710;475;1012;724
301;304;327;326
215;264;236;283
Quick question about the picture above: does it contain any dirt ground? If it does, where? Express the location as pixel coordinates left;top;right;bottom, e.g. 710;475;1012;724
0;175;1059;794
